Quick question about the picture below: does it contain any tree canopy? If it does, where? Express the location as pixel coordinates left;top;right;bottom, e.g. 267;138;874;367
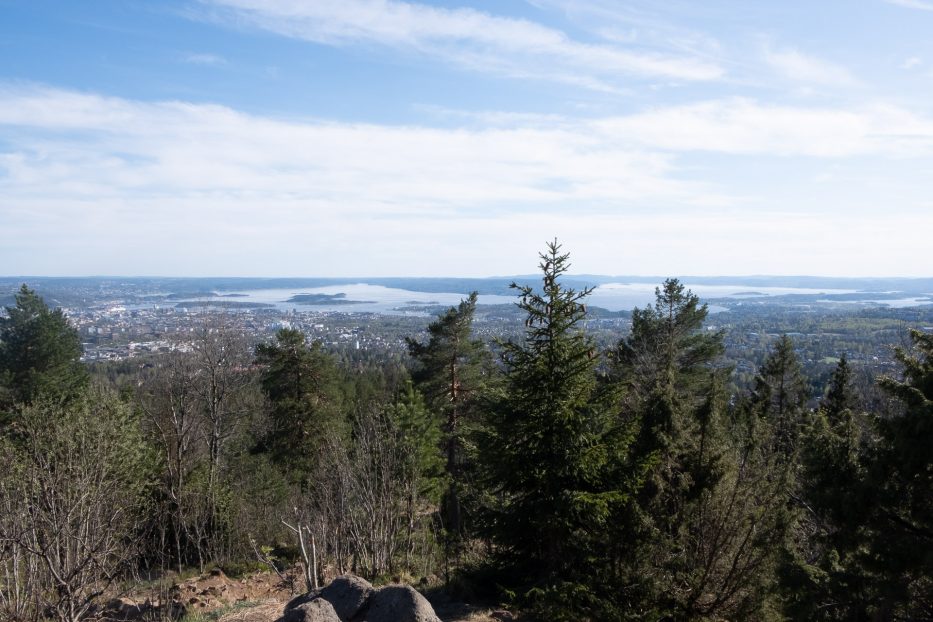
0;285;88;411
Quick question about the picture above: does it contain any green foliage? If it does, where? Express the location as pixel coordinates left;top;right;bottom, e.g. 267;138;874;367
752;334;809;457
822;354;856;423
0;284;88;412
388;381;445;503
407;291;491;540
608;280;788;619
868;329;933;616
789;332;933;619
254;328;343;480
0;389;156;622
614;278;724;403
227;452;291;554
4;254;931;621
481;241;633;619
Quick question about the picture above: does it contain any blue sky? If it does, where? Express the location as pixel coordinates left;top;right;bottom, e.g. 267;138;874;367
1;0;932;277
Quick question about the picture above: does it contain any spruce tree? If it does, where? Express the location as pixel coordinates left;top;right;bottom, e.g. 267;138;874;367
387;381;445;568
753;334;809;457
254;328;341;481
822;354;856;425
790;334;933;619
610;279;724;503
868;330;933;617
792;355;869;620
482;240;628;618
609;281;786;619
0;285;88;411
614;278;724;406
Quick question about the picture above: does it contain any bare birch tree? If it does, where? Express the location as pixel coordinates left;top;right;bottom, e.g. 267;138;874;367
0;392;153;622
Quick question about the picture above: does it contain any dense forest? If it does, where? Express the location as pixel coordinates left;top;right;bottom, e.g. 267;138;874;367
0;242;930;622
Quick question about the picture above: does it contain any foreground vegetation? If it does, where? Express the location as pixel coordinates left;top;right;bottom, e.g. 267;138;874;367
0;242;930;621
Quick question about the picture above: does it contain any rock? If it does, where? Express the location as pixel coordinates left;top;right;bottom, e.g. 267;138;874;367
319;575;375;622
285;590;321;612
280;598;342;622
364;585;441;622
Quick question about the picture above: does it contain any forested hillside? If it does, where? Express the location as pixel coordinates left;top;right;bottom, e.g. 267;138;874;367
1;243;930;622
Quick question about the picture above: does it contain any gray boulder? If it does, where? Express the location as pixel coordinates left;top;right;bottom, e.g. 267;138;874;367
285;590;321;612
364;585;441;622
319;575;375;622
280;598;341;622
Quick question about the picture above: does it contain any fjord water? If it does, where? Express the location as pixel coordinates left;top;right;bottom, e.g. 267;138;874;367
169;282;865;314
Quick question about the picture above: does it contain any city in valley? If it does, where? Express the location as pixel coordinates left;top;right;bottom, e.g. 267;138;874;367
6;275;931;395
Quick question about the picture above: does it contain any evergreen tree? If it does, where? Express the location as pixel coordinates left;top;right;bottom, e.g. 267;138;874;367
0;285;88;411
610;282;784;619
406;292;489;541
482;241;631;619
822;354;856;425
614;278;724;406
387;382;445;567
254;328;341;481
753;334;809;457
786;354;867;620
610;279;725;509
389;382;444;504
790;335;933;620
867;329;933;617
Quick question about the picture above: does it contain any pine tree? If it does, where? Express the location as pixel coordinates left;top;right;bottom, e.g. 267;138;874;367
0;285;88;412
406;292;489;541
482;240;629;618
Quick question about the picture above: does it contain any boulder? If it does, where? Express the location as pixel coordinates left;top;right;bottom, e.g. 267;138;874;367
285;590;321;612
280;598;341;622
364;585;441;622
319;575;375;622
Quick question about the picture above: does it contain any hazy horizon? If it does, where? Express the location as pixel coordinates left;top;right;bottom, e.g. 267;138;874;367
4;273;931;283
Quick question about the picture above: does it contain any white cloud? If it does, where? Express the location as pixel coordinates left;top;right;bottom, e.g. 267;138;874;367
197;0;723;88
764;47;859;87
902;56;923;69
885;0;933;11
2;86;933;276
0;85;721;211
594;98;933;157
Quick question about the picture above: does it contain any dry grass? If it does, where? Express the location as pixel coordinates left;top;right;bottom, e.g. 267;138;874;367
443;611;501;622
204;597;506;622
217;600;284;622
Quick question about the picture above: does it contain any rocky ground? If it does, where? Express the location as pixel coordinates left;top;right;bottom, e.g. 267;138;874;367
104;568;514;622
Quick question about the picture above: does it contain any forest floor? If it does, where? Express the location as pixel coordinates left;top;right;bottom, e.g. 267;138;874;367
108;567;512;622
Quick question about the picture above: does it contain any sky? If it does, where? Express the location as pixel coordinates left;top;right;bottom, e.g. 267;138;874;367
1;0;932;277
